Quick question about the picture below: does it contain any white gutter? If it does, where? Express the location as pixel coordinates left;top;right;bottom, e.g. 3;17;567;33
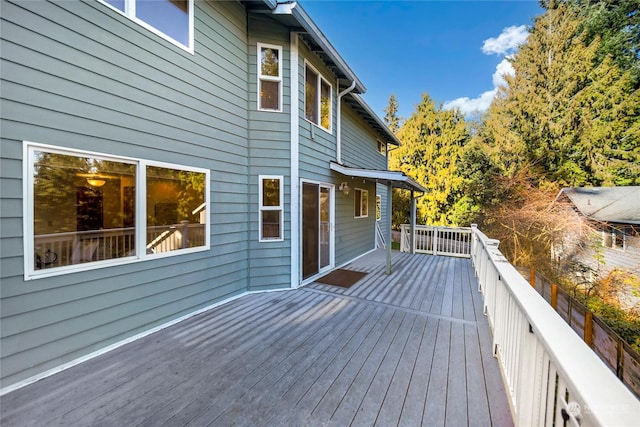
336;80;356;164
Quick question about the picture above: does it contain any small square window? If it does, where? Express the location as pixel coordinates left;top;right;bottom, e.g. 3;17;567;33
377;141;387;156
259;175;284;241
354;188;368;218
258;43;283;111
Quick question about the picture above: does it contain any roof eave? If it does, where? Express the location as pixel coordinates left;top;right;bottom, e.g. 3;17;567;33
355;94;400;146
270;1;366;93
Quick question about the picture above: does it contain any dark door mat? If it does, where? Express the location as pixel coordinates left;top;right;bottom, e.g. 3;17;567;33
316;269;368;288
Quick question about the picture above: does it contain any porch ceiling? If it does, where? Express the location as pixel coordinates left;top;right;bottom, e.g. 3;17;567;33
330;161;428;193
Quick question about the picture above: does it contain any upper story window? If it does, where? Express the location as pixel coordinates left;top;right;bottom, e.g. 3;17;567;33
377;140;387;156
100;0;194;52
354;188;368;218
305;63;332;132
259;175;284;242
258;43;283;111
25;142;209;279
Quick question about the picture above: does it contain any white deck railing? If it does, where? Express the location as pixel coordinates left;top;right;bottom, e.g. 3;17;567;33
400;224;471;258
470;225;639;426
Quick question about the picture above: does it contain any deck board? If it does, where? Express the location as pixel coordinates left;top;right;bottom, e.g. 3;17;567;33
0;251;512;426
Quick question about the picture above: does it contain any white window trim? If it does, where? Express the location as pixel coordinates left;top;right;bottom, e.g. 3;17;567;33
377;140;387;156
304;61;332;133
259;175;284;242
354;187;368;219
601;227;627;251
23;142;210;280
97;0;195;54
257;43;283;112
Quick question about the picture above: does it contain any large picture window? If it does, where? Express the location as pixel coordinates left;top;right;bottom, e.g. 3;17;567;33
354;188;368;218
304;63;332;132
257;43;283;111
259;175;284;242
25;143;209;279
100;0;194;51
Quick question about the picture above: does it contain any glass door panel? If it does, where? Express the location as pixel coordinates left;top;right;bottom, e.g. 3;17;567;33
320;186;330;269
302;183;319;279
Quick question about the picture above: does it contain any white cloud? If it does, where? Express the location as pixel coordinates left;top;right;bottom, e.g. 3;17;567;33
443;89;497;116
443;27;524;116
482;25;528;55
492;57;514;88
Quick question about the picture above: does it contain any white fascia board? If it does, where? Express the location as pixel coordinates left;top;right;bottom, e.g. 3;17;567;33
275;2;366;93
330;162;427;193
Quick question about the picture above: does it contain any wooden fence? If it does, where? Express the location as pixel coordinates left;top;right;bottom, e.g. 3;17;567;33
519;267;640;399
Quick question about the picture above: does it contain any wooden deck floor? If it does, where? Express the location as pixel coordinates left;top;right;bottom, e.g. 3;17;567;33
0;251;512;426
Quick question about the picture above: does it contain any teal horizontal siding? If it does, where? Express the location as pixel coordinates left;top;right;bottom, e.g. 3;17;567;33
0;0;254;388
246;17;292;292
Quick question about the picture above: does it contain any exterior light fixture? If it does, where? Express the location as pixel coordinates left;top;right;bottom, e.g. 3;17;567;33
339;181;350;196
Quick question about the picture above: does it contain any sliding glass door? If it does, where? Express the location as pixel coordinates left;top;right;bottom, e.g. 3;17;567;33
302;182;332;280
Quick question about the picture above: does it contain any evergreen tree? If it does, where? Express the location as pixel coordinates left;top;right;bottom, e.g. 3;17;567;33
480;0;640;187
384;94;401;133
390;94;469;225
574;0;640;87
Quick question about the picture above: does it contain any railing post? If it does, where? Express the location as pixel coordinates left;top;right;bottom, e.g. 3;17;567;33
584;311;593;347
530;268;536;288
433;227;438;256
551;284;558;310
617;339;624;379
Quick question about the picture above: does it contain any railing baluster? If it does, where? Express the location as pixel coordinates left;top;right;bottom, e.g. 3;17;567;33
470;226;640;426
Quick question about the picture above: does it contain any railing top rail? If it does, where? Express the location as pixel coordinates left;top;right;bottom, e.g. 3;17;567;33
400;224;472;231
470;225;640;425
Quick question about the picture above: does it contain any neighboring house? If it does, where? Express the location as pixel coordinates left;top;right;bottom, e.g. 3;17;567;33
0;0;425;392
552;187;640;304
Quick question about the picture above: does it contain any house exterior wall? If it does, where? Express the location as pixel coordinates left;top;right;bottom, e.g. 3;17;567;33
246;14;292;291
573;227;640;280
0;0;252;388
0;0;400;391
296;42;338;184
334;104;389;264
604;234;640;276
553;205;640;302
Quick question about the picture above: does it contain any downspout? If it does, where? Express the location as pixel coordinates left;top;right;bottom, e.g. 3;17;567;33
290;31;300;288
336;80;356;164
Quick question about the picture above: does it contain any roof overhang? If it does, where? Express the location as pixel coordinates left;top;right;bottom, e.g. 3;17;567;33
246;1;366;93
557;187;640;225
344;93;401;147
330;162;427;193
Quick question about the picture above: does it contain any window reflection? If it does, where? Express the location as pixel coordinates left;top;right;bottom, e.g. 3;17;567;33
146;166;206;253
33;151;136;269
136;0;189;47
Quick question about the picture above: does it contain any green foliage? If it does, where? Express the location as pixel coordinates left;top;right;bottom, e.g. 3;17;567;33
573;0;640;87
389;94;470;226
575;292;640;353
384;94;401;133
477;0;640;188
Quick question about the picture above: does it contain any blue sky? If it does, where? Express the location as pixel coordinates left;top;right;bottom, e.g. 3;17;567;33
300;0;543;120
